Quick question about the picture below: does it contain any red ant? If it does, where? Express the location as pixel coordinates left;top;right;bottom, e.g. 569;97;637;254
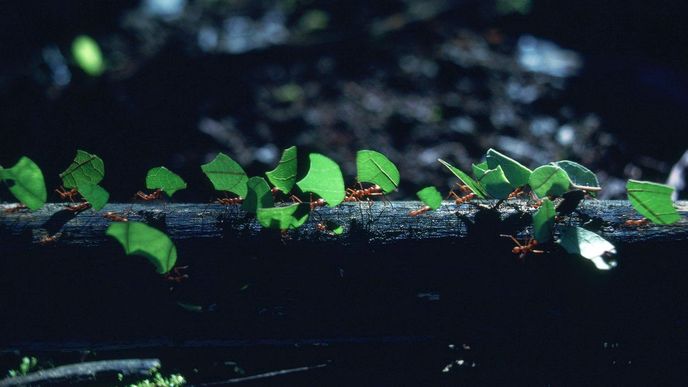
103;212;128;222
624;218;650;228
316;222;339;236
501;235;544;260
65;202;92;214
409;205;432;216
39;233;62;245
216;197;243;205
290;195;327;211
3;204;27;213
55;186;79;202
507;187;525;199
344;184;384;202
447;184;476;205
164;266;189;284
136;189;162;201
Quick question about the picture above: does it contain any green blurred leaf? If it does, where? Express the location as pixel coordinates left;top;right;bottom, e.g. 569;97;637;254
356;150;400;193
60;150;105;189
146;166;187;197
71;35;105;76
529;165;570;198
265;146;297;194
554;160;600;196
257;204;309;230
532;198;555;243
477;166;512;199
626;180;681;224
296;153;345;206
106;221;177;274
78;182;109;211
298;9;329;32
242;177;274;213
0;156;47;210
438;159;487;199
416;186;442;210
486;148;532;187
201;153;248;198
558;226;616;270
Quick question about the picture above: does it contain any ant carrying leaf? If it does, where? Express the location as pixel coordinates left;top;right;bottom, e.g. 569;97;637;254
501;234;544;261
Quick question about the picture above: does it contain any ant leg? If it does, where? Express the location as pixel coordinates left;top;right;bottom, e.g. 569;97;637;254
500;234;524;248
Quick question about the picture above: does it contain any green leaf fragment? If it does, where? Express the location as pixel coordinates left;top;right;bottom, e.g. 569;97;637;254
554;160;600;195
78;182;109;211
486;148;532;187
529;165;570;198
106;221;177;274
146;166;187;197
532;198;555;243
356;150;400;193
472;161;488;180
626;180;681;225
257;204;309;230
322;220;344;235
296;153;345;206
0;156;47;210
201;153;248;198
265;146;297;194
478;165;513;199
242;177;274;213
72;35;105;76
416;186;442;210
438;159;487;199
558;226;616;270
60;150;105;189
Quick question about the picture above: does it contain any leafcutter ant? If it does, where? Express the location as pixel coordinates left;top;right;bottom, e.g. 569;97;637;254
55;186;79;202
409;205;432;216
3;204;27;213
507;187;525;199
624;218;650;228
65;202;92;214
344;184;385;202
501;234;544;260
216;197;243;205
103;212;128;222
136;189;162;201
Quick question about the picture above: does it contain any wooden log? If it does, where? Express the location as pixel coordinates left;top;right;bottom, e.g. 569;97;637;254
0;359;160;386
1;201;687;249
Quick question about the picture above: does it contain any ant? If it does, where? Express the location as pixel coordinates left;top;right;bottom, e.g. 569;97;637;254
316;222;340;236
501;234;544;260
164;265;189;284
624;218;650;228
136;189;162;201
409;205;432;216
507;187;525;199
344;184;385;202
3;204;27;213
216;197;243;205
39;233;62;245
55;186;79;202
289;194;327;211
103;212;128;222
65;202;92;214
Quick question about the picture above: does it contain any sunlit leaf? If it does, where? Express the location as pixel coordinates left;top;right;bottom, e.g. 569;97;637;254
201;153;248;198
242;177;274;213
78;182;109;211
106;221;177;274
478;166;512;199
146;166;187;197
296;153;345;206
416;186;442;210
559;226;616;270
356;150;400;193
532;198;555;243
0;157;47;210
438;159;487;199
486;148;532;187
60;150;105;189
554;160;600;196
265;146;297;194
257;204;309;230
626;180;681;225
472;161;488;180
71;35;105;76
529;165;570;198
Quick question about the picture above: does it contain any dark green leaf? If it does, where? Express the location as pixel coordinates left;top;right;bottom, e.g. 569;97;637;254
626;180;681;224
296;153;345;206
529;165;570;198
486;148;532;187
558;226;616;270
532;198;555;243
201;153;248;198
78;183;109;211
478;166;512;199
242;177;274;213
146;166;187;197
438;159;487;199
356;150;400;193
416;186;442;210
554;160;600;196
0;157;47;210
106;222;177;274
59;150;105;189
257;204;310;230
265;146;297;194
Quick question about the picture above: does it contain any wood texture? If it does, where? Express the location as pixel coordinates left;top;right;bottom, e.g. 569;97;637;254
0;359;160;386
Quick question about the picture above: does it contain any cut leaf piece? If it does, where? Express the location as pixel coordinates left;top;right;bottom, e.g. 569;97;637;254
296;153;345;206
486;148;532;187
626;180;681;225
106;222;177;274
529;165;570;198
0;157;47;210
554;160;600;195
59;150;105;189
72;35;105;76
321;220;344;235
201;153;248;198
257;204;309;230
78;183;109;211
265;146;297;194
438;159;487;199
356;150;400;193
532;198;555;243
416;186;442;210
478;166;512;199
559;226;616;270
472;161;488;180
242;177;274;213
146;166;187;197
